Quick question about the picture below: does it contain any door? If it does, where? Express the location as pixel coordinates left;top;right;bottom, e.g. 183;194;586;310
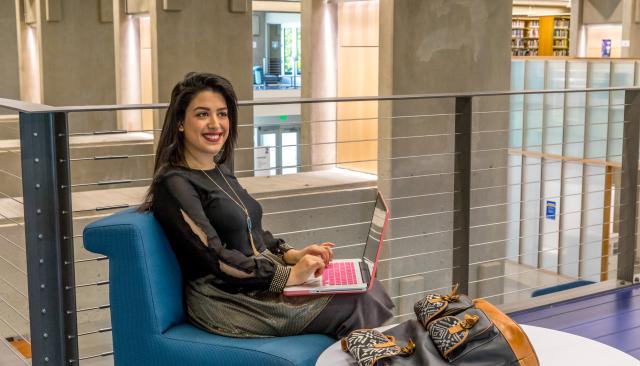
256;125;300;176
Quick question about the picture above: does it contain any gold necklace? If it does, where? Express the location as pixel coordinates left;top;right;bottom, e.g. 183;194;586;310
201;167;260;256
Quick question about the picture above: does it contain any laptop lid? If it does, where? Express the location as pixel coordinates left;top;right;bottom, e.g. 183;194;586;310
360;192;390;287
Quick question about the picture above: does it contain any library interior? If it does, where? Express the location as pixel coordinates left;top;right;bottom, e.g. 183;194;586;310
0;1;639;365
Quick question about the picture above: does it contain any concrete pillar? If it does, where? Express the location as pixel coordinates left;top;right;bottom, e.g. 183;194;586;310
113;0;143;131
15;0;42;104
149;0;253;175
570;0;583;57
621;0;640;57
378;0;511;300
301;0;338;172
39;0;116;112
16;0;117;132
0;1;20;104
252;12;266;69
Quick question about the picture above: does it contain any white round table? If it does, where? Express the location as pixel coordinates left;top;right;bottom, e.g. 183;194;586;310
316;324;640;365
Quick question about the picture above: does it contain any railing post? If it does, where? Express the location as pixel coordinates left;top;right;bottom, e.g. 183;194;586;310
453;97;472;294
618;90;640;284
19;111;78;365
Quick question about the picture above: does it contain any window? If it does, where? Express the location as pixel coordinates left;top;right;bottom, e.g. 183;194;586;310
281;26;301;76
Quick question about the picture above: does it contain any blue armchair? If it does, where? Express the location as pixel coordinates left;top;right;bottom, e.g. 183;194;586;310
83;209;334;366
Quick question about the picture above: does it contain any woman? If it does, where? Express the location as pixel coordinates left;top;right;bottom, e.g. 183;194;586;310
140;72;393;338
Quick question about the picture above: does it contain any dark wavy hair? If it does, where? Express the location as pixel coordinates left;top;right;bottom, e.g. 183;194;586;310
139;72;239;211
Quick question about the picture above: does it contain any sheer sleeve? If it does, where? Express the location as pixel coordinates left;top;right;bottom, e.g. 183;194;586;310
261;230;294;256
160;174;290;293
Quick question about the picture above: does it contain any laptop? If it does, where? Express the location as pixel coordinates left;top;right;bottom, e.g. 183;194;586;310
283;191;389;296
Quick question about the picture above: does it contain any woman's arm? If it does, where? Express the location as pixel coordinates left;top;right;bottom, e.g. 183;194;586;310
260;230;334;265
162;174;290;292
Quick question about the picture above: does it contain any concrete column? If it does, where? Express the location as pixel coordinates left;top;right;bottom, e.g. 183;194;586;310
252;12;266;69
113;0;143;131
149;0;253;175
570;0;583;57
15;0;42;104
301;0;338;172
621;0;640;57
0;1;20;103
44;0;116;130
378;0;511;301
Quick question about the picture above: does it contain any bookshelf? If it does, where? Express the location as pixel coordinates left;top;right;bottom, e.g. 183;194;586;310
552;16;570;56
512;15;569;57
539;15;570;56
512;17;539;56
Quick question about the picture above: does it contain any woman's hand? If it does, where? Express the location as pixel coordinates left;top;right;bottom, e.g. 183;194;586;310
283;242;335;265
286;254;326;286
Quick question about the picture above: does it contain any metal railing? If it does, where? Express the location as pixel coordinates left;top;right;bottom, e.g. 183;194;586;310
0;87;638;365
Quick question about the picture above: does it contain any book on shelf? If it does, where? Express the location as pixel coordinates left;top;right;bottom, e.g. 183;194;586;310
513;49;539;56
512;19;526;28
553;29;569;38
553;39;568;48
512;29;525;38
553;18;570;29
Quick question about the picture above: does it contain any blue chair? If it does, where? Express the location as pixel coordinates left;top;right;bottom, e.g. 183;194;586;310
83;209;334;366
253;66;264;85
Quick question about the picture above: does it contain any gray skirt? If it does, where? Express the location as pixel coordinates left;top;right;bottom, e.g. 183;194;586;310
186;276;394;339
186;275;332;338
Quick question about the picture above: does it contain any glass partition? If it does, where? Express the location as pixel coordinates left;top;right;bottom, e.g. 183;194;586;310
509;58;640;284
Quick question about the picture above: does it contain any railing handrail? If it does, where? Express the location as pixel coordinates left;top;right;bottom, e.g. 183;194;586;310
0;98;57;113
2;86;640;113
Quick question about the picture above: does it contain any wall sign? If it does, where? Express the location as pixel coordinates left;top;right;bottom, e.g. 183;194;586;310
546;201;556;220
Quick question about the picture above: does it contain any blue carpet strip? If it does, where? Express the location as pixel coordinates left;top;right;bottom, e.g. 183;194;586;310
509;284;640;359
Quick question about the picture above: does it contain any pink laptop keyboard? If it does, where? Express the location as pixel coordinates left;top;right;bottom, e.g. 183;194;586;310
322;261;358;286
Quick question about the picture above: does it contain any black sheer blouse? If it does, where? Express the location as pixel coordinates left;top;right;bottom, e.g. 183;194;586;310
151;166;293;293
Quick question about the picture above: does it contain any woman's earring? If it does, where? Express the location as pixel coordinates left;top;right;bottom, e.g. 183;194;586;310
178;124;184;132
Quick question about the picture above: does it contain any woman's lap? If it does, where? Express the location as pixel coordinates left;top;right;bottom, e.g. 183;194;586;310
186;277;394;338
302;279;394;338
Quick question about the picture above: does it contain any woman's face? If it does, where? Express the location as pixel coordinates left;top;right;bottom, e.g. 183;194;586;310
181;90;229;166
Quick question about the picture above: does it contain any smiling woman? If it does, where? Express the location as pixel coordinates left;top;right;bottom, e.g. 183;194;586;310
138;72;393;339
180;90;230;170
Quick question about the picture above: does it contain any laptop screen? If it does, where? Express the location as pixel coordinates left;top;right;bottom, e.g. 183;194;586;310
362;192;388;267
